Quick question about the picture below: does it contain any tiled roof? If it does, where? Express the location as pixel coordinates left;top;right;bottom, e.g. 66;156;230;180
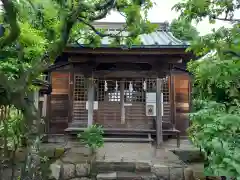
76;22;189;48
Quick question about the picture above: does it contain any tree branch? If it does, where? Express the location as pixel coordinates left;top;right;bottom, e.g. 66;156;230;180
94;0;116;11
0;0;20;49
213;17;240;22
223;50;240;58
80;0;116;21
47;1;85;61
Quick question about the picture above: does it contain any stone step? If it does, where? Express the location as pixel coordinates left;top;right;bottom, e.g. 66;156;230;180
93;161;151;174
103;137;153;143
96;172;157;180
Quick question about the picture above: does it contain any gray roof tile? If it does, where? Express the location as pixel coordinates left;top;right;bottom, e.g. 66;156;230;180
76;22;189;48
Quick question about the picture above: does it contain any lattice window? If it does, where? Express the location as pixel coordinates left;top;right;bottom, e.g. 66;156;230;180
162;78;170;102
146;78;170;102
107;80;120;102
124;79;145;102
74;75;87;101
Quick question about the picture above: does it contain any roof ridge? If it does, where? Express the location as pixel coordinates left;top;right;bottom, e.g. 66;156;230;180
92;21;170;31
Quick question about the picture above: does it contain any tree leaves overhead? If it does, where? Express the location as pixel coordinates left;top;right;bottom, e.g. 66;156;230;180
174;0;240;177
173;0;239;23
170;18;199;42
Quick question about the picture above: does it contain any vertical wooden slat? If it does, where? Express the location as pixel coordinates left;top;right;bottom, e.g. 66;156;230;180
87;77;94;127
156;78;163;148
49;71;70;133
188;75;193;127
170;73;176;128
174;72;190;135
46;94;51;135
120;80;125;124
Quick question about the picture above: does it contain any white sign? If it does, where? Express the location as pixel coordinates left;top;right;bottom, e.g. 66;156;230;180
146;92;156;103
145;92;164;116
86;101;98;110
146;103;156;116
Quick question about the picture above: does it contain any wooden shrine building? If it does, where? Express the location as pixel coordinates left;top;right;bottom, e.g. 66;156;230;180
44;22;194;146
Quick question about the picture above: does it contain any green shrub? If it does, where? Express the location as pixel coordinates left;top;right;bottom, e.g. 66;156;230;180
77;125;104;151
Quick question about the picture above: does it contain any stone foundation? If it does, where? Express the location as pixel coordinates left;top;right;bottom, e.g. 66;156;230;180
2;141;197;180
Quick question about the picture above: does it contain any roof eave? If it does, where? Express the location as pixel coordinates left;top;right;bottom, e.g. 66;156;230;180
67;44;190;49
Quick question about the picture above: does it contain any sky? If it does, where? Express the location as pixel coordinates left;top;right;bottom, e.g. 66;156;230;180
98;0;237;36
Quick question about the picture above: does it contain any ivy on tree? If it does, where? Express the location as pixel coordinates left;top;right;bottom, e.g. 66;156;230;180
173;0;240;178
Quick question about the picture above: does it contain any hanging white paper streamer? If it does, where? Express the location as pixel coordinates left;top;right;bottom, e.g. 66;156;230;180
129;81;133;92
104;81;108;91
143;81;147;91
115;81;118;92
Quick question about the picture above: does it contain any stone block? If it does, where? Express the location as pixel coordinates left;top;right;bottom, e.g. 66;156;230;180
50;161;62;180
151;163;184;180
151;164;169;179
1;167;21;180
172;149;204;163
62;164;76;179
76;163;90;177
184;168;195;180
97;172;117;180
93;162;135;173
61;153;91;163
117;172;157;180
135;162;151;172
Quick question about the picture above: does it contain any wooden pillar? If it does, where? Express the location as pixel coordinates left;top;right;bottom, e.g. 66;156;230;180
120;80;125;124
42;94;47;117
87;77;94;127
156;78;163;148
33;90;39;109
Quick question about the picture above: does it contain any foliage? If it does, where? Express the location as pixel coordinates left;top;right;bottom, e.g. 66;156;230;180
0;107;24;149
174;0;240;177
170;18;199;42
77;125;104;151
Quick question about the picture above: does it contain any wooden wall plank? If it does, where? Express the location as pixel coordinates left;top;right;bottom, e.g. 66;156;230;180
49;72;70;133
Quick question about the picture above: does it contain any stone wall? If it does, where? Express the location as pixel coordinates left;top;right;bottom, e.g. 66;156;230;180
50;161;91;180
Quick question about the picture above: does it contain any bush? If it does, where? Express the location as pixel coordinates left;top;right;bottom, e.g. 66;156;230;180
77;125;104;151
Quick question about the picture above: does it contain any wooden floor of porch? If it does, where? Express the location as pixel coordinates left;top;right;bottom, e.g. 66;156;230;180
64;127;180;147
